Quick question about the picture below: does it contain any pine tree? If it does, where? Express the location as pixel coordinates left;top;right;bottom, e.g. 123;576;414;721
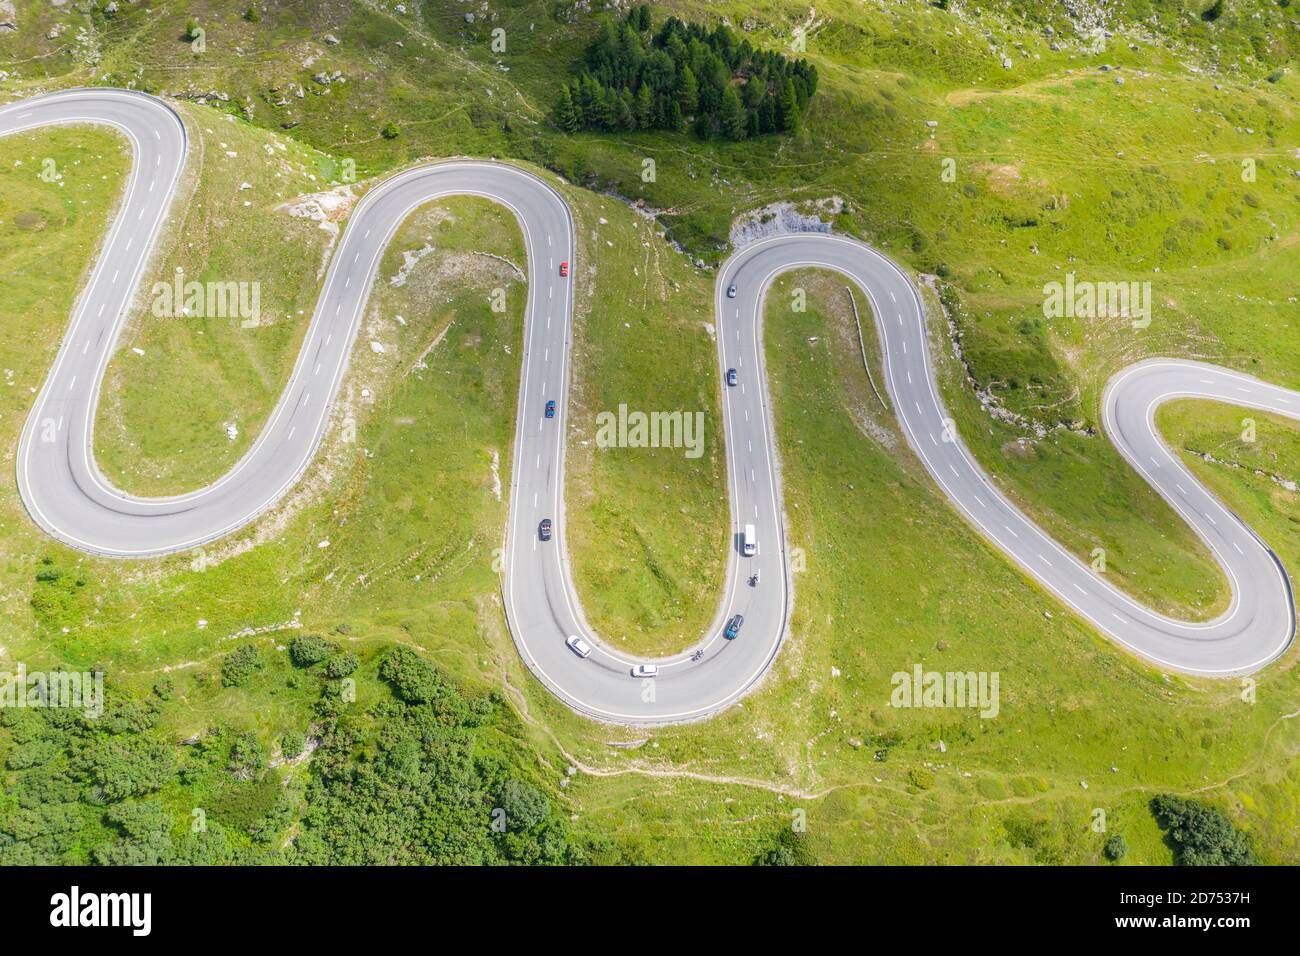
677;64;699;117
617;88;637;130
597;84;620;129
720;85;748;140
666;99;684;131
778;78;801;132
553;86;581;133
558;12;818;138
634;83;654;129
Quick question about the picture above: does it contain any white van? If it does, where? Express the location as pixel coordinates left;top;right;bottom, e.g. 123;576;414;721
742;524;757;557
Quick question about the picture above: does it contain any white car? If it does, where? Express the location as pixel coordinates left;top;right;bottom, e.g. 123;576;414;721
630;663;658;679
565;635;592;658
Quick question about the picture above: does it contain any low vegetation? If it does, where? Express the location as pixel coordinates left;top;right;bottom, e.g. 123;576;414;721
1150;795;1257;866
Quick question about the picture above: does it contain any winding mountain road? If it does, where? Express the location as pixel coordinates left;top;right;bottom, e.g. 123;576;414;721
0;89;1292;725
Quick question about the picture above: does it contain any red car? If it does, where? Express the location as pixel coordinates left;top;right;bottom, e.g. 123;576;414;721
559;261;569;278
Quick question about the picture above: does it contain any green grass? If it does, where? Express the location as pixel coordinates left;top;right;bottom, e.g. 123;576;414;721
5;0;1294;623
94;105;339;495
0;125;129;640
3;0;1300;864
3;131;1300;865
517;271;1300;864
561;190;725;656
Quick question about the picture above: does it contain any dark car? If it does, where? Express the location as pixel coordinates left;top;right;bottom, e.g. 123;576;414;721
545;400;557;419
726;368;738;387
538;518;553;541
724;614;744;640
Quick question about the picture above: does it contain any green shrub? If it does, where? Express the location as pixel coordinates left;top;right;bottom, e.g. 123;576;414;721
322;653;359;679
1104;834;1128;862
220;644;262;688
289;635;333;668
1150;795;1256;866
280;730;306;761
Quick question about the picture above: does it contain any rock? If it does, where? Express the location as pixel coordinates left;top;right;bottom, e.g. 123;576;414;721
369;341;386;354
0;0;16;33
465;12;474;22
324;34;340;45
1001;56;1013;69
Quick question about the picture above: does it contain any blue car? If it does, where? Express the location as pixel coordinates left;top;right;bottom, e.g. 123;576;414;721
724;614;744;640
545;400;557;419
726;368;738;387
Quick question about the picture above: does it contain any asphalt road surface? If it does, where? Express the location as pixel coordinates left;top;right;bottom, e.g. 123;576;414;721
1;89;1292;725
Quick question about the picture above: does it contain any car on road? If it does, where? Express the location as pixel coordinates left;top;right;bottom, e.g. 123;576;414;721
538;518;552;541
545;399;556;419
726;284;737;298
724;614;744;640
630;663;658;679
726;368;738;387
565;635;592;658
559;261;569;277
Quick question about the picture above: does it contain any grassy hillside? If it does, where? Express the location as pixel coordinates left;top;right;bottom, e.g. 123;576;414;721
3;0;1296;623
1;0;1299;864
